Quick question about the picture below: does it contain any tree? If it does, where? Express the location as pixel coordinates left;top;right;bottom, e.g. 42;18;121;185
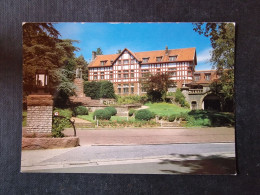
99;81;116;98
193;23;235;109
96;47;103;55
140;72;175;102
116;49;122;54
23;23;80;107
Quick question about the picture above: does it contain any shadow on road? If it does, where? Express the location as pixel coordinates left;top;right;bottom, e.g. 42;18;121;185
159;154;236;174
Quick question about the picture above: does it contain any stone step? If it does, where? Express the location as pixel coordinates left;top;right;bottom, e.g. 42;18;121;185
160;122;180;127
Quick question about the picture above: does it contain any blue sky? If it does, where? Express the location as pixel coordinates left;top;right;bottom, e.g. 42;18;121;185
54;23;213;71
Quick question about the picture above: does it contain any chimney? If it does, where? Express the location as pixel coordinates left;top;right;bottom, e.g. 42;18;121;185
92;51;96;61
165;46;169;55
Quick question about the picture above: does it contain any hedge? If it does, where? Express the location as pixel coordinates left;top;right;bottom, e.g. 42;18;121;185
74;106;88;116
104;107;117;116
135;109;154;121
93;109;112;120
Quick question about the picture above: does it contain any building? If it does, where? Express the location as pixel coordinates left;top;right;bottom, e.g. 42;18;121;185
88;47;197;95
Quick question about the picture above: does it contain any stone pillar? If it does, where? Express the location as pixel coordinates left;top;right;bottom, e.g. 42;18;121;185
74;78;85;97
180;86;190;102
26;95;53;134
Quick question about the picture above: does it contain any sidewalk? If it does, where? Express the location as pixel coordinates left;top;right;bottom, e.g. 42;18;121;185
63;127;235;146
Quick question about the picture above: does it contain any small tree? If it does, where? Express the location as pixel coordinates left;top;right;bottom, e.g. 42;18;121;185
140;72;175;102
99;81;116;98
84;81;101;99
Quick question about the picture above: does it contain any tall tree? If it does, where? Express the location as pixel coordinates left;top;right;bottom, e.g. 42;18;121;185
193;23;235;107
140;72;175;102
96;47;103;55
116;49;122;54
23;23;80;102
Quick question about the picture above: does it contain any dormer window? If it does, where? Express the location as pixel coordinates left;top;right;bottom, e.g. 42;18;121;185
100;61;106;66
156;57;162;62
169;55;177;61
142;58;149;63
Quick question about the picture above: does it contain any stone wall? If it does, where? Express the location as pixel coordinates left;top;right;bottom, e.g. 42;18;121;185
26;95;53;134
74;78;84;97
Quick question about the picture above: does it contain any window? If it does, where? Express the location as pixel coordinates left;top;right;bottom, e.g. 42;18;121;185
170;71;177;76
188;71;192;76
168;68;176;71
156;57;162;62
110;74;113;79
131;59;135;64
157;69;160;72
118;84;121;93
194;74;200;81
123;70;129;73
131;73;134;78
142;58;149;63
100;61;106;66
131;84;134;94
169;55;177;61
123;60;128;64
94;76;97;80
123;74;129;78
205;74;211;81
118;60;121;65
118;74;121;79
123;84;129;94
94;72;97;75
100;75;104;80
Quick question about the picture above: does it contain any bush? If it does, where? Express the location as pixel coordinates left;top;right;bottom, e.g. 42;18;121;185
74;106;88;116
99;81;116;98
174;89;190;107
128;108;136;116
116;95;147;105
93;109;112;120
52;117;67;137
135;109;154;121
84;81;116;99
168;114;177;122
104;106;117;116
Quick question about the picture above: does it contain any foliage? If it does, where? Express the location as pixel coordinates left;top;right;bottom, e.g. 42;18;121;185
96;47;103;55
93;109;112;120
128;109;136;116
186;110;234;127
116;49;122;54
135;109;154;121
116;94;148;105
22;111;27;127
145;102;189;117
174;89;189;108
74;106;88;116
140;72;175;102
52;117;67;137
193;23;235;105
104;107;117;116
84;81;101;99
99;81;116;98
84;81;115;99
53;108;73;118
168;114;177;122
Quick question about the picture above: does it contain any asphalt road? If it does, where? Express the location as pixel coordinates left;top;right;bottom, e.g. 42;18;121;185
21;143;236;174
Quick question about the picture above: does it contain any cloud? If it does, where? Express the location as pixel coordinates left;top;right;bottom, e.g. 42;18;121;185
197;48;212;63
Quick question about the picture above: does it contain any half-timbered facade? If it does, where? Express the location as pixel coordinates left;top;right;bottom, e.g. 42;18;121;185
88;47;197;95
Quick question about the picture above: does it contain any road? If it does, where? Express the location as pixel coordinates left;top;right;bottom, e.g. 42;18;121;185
21;143;236;174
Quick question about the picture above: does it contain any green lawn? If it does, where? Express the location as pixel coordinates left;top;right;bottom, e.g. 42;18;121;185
144;102;189;117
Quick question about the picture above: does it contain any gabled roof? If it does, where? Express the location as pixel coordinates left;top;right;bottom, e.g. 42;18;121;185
88;47;196;68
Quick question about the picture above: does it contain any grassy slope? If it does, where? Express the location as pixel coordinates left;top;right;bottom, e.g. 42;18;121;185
144;102;189;116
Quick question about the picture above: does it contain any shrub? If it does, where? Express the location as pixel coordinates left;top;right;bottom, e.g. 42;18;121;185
74;106;88;116
116;95;146;105
93;109;112;120
52;117;67;137
174;89;190;107
104;106;117;116
53;108;73;118
99;81;116;98
168;114;177;122
84;81;101;99
135;109;154;121
128;108;136;116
